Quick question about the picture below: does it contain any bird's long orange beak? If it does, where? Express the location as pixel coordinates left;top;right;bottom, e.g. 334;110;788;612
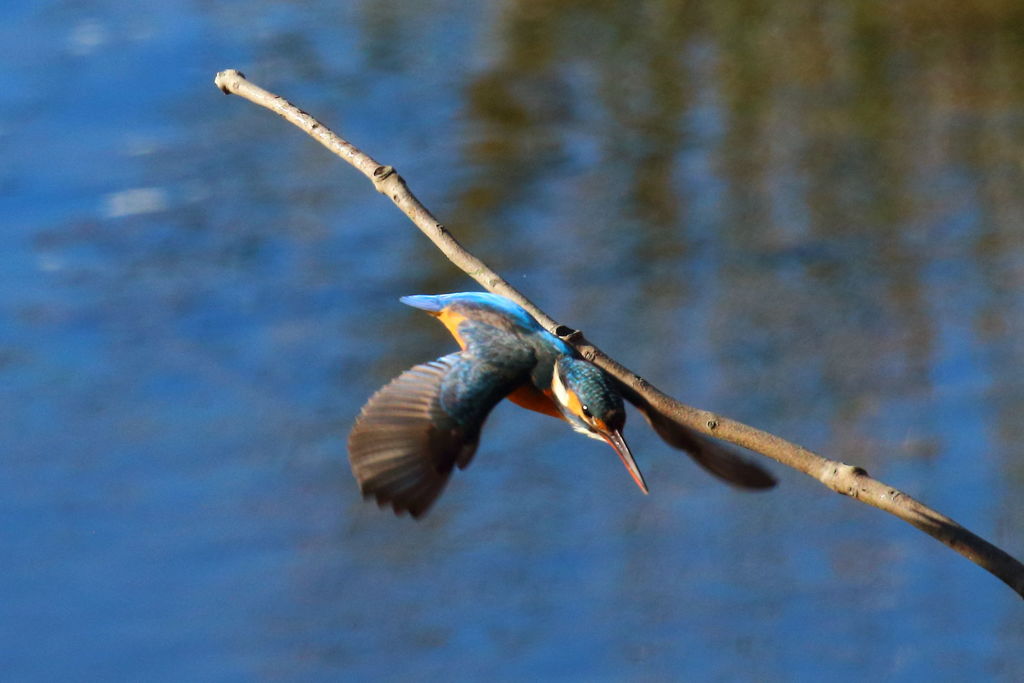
603;429;648;494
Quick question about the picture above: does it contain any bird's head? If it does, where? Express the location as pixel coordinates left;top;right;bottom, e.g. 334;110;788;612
551;356;648;494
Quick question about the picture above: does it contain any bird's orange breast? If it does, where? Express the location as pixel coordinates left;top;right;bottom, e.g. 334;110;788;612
506;382;563;419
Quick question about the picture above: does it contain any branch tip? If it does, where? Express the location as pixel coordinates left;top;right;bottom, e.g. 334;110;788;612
214;69;246;94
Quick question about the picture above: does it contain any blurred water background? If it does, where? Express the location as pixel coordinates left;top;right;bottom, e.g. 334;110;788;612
3;1;1024;680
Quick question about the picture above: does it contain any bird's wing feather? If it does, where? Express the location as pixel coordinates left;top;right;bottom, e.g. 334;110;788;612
616;380;777;489
348;351;530;518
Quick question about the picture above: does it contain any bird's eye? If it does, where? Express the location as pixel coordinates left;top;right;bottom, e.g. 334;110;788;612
581;404;592;418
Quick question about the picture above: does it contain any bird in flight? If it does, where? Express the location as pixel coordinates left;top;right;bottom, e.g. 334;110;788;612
348;292;774;517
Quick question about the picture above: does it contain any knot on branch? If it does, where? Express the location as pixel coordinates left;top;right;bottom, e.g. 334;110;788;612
828;463;871;499
372;166;395;183
556;327;588;353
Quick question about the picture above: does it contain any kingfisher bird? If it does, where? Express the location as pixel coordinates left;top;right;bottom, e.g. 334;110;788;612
348;292;774;518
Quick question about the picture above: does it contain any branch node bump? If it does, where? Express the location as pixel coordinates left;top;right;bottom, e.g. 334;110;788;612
561;329;585;345
373;165;396;180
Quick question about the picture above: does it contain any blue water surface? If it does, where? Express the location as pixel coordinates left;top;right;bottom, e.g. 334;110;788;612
3;1;1024;681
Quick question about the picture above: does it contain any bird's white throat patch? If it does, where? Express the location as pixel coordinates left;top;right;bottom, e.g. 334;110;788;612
551;366;570;407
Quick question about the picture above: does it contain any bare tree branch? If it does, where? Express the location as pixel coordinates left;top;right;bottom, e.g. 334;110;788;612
214;69;1024;598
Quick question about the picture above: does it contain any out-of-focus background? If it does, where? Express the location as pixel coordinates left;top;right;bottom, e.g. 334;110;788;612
4;1;1024;680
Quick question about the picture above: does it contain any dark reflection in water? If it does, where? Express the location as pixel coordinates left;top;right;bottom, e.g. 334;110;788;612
3;1;1024;680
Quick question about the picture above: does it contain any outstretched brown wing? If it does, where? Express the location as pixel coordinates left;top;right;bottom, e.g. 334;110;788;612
617;381;777;489
348;352;529;517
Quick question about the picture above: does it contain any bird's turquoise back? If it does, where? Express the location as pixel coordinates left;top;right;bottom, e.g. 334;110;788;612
402;292;574;394
401;292;573;356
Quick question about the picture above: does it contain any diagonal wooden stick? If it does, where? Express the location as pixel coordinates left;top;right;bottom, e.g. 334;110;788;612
214;69;1024;598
